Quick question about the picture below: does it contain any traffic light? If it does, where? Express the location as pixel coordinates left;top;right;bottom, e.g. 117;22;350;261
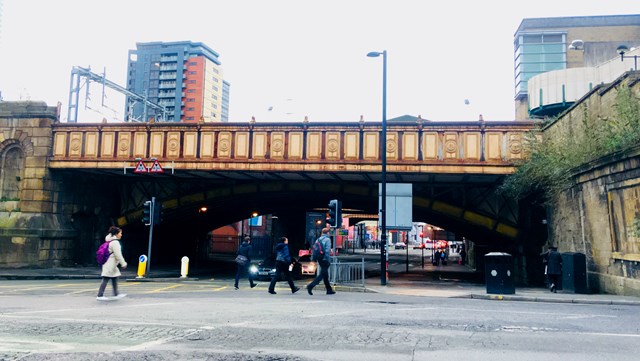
153;201;163;225
326;199;342;228
142;200;152;226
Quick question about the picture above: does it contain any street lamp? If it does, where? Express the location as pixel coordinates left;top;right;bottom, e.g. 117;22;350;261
367;50;387;286
617;44;638;71
249;212;258;241
315;219;322;239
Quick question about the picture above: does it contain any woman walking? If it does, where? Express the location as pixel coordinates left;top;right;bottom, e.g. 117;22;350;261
96;226;128;301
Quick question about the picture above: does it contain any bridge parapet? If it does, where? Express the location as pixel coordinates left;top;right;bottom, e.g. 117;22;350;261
50;121;537;174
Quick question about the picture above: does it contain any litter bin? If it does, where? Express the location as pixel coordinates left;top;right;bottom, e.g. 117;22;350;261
485;252;515;294
561;252;588;294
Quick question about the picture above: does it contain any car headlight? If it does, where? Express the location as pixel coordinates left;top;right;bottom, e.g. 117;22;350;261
249;265;258;274
271;268;276;273
308;264;316;271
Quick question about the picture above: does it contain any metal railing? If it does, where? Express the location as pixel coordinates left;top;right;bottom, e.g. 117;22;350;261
330;257;365;287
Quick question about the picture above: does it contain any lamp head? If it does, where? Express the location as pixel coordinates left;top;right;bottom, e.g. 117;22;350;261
617;44;630;57
367;51;382;58
568;39;584;51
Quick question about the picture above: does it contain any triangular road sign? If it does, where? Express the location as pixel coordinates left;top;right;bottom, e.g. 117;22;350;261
133;160;148;173
149;160;164;173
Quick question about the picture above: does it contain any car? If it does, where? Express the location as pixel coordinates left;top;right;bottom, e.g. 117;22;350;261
249;255;303;281
394;241;406;250
296;254;318;277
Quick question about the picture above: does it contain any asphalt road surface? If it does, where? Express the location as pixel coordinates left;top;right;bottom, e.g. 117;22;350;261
1;279;639;360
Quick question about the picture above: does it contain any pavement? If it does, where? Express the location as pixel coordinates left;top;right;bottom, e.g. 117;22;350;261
1;261;639;306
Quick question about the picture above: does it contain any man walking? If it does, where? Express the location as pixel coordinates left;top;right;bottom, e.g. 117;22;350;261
268;237;300;294
234;236;257;290
306;227;335;295
546;246;562;293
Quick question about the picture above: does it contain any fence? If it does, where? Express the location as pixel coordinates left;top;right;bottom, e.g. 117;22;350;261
330;257;365;287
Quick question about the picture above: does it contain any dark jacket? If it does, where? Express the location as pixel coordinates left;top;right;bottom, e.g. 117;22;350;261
275;242;292;264
237;241;252;263
546;250;562;275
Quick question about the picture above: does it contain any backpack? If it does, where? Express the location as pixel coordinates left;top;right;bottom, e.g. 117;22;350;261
96;242;112;265
311;240;324;261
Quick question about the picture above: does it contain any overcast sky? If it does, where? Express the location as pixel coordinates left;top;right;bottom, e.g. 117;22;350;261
0;1;638;123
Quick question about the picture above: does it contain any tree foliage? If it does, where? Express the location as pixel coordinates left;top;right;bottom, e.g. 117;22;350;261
500;85;640;205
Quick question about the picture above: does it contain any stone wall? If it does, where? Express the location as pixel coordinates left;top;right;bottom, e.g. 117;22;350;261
0;101;77;267
545;74;640;296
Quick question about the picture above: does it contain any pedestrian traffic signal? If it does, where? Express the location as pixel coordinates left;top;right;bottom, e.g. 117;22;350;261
327;199;342;228
142;200;152;225
153;201;163;225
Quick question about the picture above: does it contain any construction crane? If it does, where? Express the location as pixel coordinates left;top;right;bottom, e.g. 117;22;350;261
67;66;167;123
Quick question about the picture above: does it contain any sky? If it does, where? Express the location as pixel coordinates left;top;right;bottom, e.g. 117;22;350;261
0;0;638;123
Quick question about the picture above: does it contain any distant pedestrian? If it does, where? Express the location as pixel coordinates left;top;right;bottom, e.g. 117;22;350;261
268;237;300;294
96;226;128;301
459;248;467;265
306;228;335;295
433;249;441;265
234;236;257;290
545;246;562;293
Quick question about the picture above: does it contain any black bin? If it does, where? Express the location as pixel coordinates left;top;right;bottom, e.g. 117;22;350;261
485;252;515;294
561;252;588;294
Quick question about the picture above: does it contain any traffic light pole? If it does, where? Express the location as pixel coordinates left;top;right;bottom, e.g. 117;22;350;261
146;197;155;276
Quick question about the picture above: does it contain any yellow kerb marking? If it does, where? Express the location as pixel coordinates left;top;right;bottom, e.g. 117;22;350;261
144;284;184;294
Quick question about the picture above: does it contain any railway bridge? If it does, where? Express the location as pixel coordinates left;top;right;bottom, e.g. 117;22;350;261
0;101;543;282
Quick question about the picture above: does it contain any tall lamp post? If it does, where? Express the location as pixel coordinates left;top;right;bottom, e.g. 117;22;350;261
367;50;387;286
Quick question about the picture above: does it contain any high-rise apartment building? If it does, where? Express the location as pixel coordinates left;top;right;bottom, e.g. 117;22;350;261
513;14;640;120
126;41;230;123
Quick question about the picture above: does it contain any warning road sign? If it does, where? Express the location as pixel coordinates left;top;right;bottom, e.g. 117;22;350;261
133;160;148;173
149;160;164;173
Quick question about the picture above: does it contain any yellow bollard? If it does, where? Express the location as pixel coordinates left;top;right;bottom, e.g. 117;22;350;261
180;256;189;278
137;255;147;278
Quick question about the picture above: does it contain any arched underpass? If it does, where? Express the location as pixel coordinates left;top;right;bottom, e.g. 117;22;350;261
57;170;547;286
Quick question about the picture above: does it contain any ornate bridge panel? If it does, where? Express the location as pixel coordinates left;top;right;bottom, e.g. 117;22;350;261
49;121;536;174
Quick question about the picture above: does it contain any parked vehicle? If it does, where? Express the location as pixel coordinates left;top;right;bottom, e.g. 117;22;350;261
296;255;317;276
249;255;302;280
394;241;406;250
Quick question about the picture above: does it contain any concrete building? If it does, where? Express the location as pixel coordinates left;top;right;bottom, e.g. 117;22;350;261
126;41;230;123
514;14;640;120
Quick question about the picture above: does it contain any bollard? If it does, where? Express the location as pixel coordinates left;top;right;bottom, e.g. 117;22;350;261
180;256;189;278
137;255;147;278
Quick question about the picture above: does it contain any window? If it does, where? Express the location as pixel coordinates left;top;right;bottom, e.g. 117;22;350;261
187;98;195;102
187;89;196;93
187;107;195;111
188;71;196;75
213;86;219;92
188;80;196;84
189;61;198;66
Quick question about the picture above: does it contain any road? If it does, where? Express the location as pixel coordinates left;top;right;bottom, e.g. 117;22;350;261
1;279;639;360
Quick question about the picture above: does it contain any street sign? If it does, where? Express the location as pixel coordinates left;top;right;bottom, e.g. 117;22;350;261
338;229;348;236
149;160;164;173
133;160;148;173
